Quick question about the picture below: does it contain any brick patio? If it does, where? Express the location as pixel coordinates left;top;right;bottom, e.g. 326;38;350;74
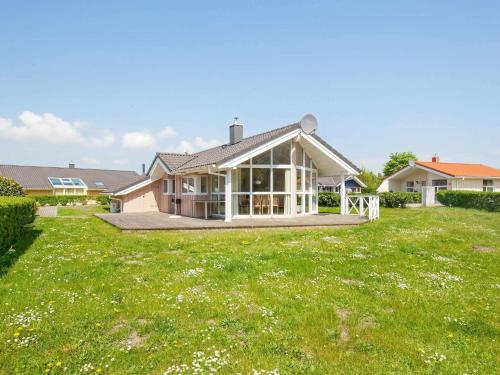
95;212;368;230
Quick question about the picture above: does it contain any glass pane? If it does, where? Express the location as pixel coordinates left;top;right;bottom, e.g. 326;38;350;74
273;141;291;165
305;170;311;192
296;168;302;192
234;194;250;215
252;168;271;192
273;168;290;192
296;194;302;214
295;143;303;166
305;194;310;213
312;171;317;192
312;162;317;170
189;178;195;193
252;194;271;215
200;176;207;193
163;180;169;193
272;194;291;215
312;194;317;212
232;168;250;192
211;175;219;193
252;150;271;165
305;153;311;168
50;178;62;186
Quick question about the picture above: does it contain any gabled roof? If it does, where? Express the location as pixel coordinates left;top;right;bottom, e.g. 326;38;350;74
175;123;301;171
152;122;359;173
415;161;500;177
0;164;141;193
319;175;367;188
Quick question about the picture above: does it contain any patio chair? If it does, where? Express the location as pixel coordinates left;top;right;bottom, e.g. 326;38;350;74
272;196;279;214
261;195;270;215
253;195;261;215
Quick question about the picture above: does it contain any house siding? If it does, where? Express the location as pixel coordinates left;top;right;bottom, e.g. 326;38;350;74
121;181;160;213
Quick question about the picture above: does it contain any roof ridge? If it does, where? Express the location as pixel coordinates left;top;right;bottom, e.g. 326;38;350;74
189;122;301;157
0;163;138;173
157;152;193;156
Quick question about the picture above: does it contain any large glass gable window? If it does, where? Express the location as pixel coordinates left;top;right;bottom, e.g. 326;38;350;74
231;140;311;217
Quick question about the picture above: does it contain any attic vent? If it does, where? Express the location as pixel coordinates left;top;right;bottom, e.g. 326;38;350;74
229;117;243;145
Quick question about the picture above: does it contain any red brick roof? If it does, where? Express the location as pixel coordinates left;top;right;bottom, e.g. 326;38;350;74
416;161;500;177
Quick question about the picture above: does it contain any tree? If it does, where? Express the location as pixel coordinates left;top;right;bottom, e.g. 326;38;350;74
0;176;25;196
383;152;417;177
358;168;382;194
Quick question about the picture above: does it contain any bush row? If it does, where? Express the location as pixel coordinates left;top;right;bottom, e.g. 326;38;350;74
33;195;89;206
318;192;340;207
437;190;500;212
319;191;421;208
0;196;37;252
378;192;421;208
32;195;111;206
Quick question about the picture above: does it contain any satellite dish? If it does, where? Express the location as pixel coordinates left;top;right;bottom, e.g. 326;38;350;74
300;114;318;134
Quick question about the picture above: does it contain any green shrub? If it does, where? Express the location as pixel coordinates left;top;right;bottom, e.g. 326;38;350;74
0;196;36;252
319;192;340;207
96;194;111;205
379;192;421;208
437;190;500;212
32;195;88;206
0;176;25;196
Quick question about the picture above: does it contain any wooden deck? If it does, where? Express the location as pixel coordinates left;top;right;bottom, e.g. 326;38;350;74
95;212;368;230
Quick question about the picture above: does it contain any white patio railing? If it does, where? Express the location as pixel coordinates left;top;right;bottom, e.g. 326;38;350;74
344;195;380;221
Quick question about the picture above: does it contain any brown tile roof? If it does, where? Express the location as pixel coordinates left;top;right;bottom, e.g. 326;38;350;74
416;161;500;177
155;122;359;174
0;164;141;193
174;122;301;171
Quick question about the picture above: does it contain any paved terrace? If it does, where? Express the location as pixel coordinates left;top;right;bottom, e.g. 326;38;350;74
95;212;368;230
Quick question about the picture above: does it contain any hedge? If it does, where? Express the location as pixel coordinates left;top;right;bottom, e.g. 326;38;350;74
32;195;89;206
96;194;111;206
0;176;25;196
318;192;340;207
437;190;500;212
0;196;37;252
378;192;421;208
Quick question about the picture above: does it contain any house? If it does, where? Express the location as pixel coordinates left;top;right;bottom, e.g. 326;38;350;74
318;176;366;193
110;114;361;222
0;163;142;197
377;156;500;193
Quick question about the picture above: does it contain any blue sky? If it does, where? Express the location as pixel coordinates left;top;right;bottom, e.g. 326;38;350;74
1;1;499;173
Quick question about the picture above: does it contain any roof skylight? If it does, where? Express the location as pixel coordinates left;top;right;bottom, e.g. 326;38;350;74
48;177;86;188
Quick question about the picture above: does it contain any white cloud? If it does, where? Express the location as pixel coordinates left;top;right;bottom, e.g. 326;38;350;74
0;111;85;144
91;131;115;147
175;136;222;153
121;132;156;149
158;126;176;139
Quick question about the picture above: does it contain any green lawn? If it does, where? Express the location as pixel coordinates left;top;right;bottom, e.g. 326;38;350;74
0;208;498;374
57;205;109;217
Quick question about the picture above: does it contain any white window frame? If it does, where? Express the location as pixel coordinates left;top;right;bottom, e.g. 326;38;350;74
295;148;318;215
163;179;176;195
483;179;494;192
232;140;317;217
406;181;415;192
181;175;208;195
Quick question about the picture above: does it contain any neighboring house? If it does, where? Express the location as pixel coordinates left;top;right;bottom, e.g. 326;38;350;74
318;176;366;193
0;163;142;197
377;156;500;193
110;115;360;222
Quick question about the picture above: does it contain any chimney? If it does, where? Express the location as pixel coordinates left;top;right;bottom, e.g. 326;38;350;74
431;155;440;163
229;117;243;145
142;163;146;175
69;161;75;169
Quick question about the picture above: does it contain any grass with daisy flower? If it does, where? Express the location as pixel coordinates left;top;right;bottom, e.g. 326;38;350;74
0;206;498;374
